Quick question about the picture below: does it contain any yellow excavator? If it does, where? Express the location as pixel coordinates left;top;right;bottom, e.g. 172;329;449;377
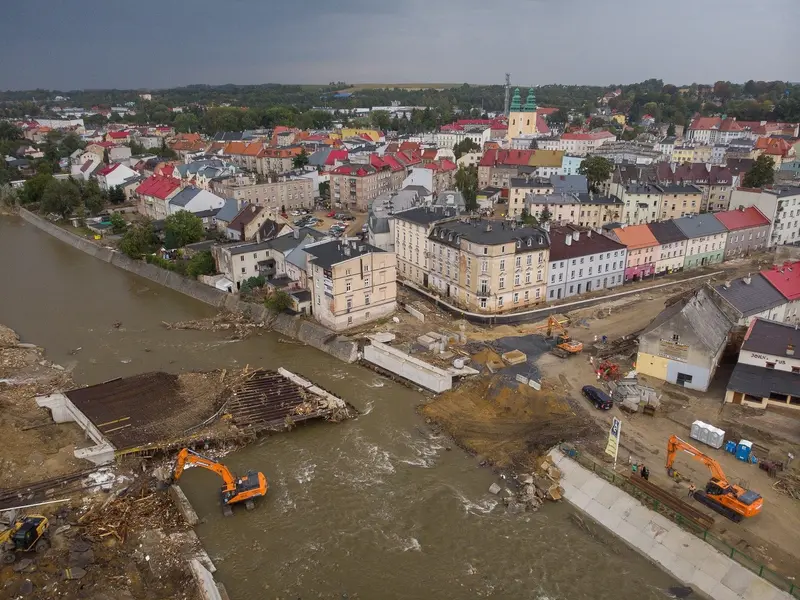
1;515;50;564
171;448;268;516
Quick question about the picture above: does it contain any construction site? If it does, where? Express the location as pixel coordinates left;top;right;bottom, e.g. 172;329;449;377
0;322;354;600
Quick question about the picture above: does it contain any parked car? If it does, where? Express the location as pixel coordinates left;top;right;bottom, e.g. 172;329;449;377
327;210;336;218
581;385;613;410
361;224;368;232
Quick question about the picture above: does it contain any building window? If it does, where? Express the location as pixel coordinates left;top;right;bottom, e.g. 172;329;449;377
515;256;521;268
483;247;488;255
500;259;506;271
499;276;505;289
481;261;487;273
514;274;521;286
365;295;370;305
498;296;504;308
672;334;680;342
346;297;352;311
513;293;519;304
480;298;487;309
525;272;531;284
347;316;353;325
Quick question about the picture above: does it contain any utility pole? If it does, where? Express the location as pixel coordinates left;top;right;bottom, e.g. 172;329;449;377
504;73;511;116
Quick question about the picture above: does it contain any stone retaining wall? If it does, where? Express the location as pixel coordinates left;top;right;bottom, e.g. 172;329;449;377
19;209;359;363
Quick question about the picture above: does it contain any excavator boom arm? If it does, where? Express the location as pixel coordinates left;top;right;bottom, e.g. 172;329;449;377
172;449;237;491
666;435;728;482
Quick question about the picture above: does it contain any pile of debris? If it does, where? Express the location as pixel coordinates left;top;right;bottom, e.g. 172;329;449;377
489;457;564;514
162;311;263;339
773;472;800;500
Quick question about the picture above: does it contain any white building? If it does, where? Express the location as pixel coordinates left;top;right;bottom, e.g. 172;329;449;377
729;186;800;247
168;187;226;216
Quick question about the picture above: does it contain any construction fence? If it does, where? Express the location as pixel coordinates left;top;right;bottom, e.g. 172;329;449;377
561;445;800;599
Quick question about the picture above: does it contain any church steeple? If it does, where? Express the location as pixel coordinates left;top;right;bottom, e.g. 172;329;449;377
523;87;537;112
509;88;522;112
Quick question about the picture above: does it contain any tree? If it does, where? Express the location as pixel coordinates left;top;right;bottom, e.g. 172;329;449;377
370;110;391;130
187;250;216;278
578;156;613;193
108;186;126;204
546;109;567;127
41;178;81;218
81;178;105;216
454;165;478;211
0;122;22;141
164;210;205;249
264;289;293;314
452;138;481;160
588;117;607;130
318;181;330;199
0;183;17;208
742;155;775;188
19;172;54;205
292;149;309;169
118;221;157;258
109;212;127;234
174;113;200;133
666;123;676;136
240;276;266;292
102;148;110;164
159;140;177;159
520;208;537;226
540;208;552;223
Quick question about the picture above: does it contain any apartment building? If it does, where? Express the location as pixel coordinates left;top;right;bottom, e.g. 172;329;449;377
257;147;302;175
546;225;627;301
392;206;459;286
659;184;703;221
329;163;394;211
135;174;181;219
714;206;771;259
647;220;688;274
673;214;728;269
213;240;274;290
427;220;550;313
508;177;554;216
606;224;660;281
212;173;314;211
525;193;580;224
617;183;662;225
575;193;624;229
305;240;397;331
477;149;564;188
556;131;616;156
729;186;800;247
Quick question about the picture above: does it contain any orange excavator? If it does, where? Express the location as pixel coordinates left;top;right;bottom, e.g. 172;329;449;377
666;435;762;522
172;448;268;516
539;316;583;358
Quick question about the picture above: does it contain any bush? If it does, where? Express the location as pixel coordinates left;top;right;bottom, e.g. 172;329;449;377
240;276;266;292
186;250;216;278
264;289;293;313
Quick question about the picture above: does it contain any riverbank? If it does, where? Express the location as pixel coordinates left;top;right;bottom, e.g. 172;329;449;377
16;209;359;364
0;323;203;600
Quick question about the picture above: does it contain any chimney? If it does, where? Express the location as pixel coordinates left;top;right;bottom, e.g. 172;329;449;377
743;273;751;285
293;228;299;239
565;234;572;246
343;245;351;257
572;230;579;242
787;344;795;357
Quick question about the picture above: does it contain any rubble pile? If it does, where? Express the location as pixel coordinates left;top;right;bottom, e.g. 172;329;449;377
489;459;564;514
162;310;263;339
773;472;800;500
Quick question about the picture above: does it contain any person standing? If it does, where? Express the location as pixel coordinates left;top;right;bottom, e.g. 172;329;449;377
688;483;696;497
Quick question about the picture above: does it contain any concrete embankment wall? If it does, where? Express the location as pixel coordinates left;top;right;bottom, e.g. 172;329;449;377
548;448;792;600
19;209;358;363
363;341;452;393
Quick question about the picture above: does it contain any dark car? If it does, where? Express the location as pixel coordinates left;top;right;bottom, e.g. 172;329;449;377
582;385;613;410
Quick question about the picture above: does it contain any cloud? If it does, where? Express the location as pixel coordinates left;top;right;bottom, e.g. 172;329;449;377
0;0;797;90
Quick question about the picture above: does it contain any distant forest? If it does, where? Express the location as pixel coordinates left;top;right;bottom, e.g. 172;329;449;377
1;79;798;135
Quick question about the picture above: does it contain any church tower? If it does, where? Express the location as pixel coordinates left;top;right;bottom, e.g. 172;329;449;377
507;87;539;142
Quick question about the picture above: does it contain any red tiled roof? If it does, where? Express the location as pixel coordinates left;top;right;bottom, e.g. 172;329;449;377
421;149;437;159
714;206;770;231
97;163;120;176
755;137;793;157
689;117;722;131
135;174;181;200
399;141;420;152
536;107;558;116
761;261;800;301
108;130;129;139
325;149;348;166
562;131;615;141
719;118;743;132
243;141;263;156
224;141;247;155
80;160;94;173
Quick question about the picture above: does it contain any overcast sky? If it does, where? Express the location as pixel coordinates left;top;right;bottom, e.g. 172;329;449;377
1;0;798;91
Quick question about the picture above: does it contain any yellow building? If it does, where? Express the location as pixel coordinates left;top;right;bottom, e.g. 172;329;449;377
334;128;383;142
506;88;539;141
671;144;712;164
610;114;626;126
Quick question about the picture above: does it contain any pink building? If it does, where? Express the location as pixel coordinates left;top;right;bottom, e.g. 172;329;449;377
607;224;660;281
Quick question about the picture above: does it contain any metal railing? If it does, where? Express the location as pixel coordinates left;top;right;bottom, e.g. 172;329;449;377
560;445;799;598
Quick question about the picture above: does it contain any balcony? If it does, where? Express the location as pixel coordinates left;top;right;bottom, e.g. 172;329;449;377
476;287;492;298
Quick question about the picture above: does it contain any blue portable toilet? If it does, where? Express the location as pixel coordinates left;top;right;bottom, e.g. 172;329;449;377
725;440;737;454
736;440;753;462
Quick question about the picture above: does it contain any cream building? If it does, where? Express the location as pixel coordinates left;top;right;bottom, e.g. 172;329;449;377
659;184;703;221
305;240;397;331
648;220;688;274
427;220;550;313
506;88;539;141
392;207;460;286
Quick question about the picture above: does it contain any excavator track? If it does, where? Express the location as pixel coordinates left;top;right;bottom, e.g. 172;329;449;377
693;491;743;523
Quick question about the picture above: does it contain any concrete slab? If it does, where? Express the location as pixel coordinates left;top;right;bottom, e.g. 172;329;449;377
649;512;675;533
648;539;677;569
624;504;655;531
678;538;713;566
665;554;698;585
742;576;784;600
566;487;592;511
643;519;669;543
583;499;611;524
699;551;736;581
565;465;592;489
721;563;756;597
608;493;638;516
660;527;695;555
578;475;606;498
711;581;747;600
690;568;722;597
594;483;624;509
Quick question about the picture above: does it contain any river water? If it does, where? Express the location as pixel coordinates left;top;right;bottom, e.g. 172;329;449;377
0;216;681;599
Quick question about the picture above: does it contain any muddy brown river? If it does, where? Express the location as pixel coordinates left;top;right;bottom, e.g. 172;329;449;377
0;216;682;599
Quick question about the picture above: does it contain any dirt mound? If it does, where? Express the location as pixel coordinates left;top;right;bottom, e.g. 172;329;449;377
422;375;596;470
0;324;19;349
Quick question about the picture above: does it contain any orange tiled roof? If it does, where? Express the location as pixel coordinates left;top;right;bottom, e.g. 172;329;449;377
612;224;659;250
224;141;248;155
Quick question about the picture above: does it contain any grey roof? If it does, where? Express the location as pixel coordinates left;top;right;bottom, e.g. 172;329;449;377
430;220;549;252
228;240;274;256
193;208;220;219
526;192;580;206
403;185;432;196
741;318;800;356
574;193;623;205
305;239;385;270
713;275;787;317
214;131;244;142
433;190;466;210
307;148;332;167
659;136;676;144
291;290;312;302
776;187;800;199
659;183;703;195
392;206;459;226
672;214;727;239
641;288;733;354
169;187;202;207
727;363;799;398
370;189;421;231
551;174;588;194
215;198;240;223
510;177;552;189
647;220;687;244
623;183;662;195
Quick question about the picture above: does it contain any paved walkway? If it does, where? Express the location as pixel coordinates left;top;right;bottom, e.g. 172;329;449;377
548;449;793;600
